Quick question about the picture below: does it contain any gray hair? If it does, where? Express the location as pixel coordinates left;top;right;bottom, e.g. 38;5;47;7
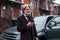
22;4;30;13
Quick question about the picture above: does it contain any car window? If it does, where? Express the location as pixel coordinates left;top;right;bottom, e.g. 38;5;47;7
52;17;60;26
47;16;60;29
53;17;60;22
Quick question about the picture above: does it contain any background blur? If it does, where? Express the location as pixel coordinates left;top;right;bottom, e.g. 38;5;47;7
0;0;60;39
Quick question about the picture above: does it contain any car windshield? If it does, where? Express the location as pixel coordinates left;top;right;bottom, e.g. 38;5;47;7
47;16;60;29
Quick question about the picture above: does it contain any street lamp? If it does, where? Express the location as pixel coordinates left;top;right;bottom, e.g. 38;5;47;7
3;6;6;10
3;6;6;17
3;6;6;28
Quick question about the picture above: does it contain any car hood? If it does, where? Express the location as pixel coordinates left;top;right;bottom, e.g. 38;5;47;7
3;26;20;35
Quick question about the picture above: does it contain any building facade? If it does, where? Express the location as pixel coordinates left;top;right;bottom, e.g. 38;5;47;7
0;0;23;36
0;0;60;38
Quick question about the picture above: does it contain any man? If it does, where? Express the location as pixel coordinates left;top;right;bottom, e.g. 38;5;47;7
17;4;39;40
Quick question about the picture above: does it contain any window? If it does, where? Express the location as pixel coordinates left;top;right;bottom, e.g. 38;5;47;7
48;16;60;28
29;0;32;4
35;1;37;7
34;0;39;9
53;17;60;23
20;0;24;3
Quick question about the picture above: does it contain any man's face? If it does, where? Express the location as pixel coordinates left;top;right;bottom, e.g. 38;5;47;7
24;6;31;15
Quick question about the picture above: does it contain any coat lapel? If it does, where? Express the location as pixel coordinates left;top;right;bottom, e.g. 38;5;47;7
22;15;28;23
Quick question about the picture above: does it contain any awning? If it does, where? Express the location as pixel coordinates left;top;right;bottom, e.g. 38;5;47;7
39;8;50;12
8;0;24;5
0;0;24;5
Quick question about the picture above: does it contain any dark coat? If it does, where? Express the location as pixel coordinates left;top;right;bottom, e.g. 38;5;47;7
17;15;37;40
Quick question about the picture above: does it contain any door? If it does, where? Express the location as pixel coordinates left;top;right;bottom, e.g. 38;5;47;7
46;16;60;40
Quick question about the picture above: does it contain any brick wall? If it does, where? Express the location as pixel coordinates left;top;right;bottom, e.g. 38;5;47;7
0;1;22;37
58;7;60;15
12;5;21;19
49;3;55;15
32;0;40;16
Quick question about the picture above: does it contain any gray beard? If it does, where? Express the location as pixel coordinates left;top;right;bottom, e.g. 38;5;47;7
26;13;31;16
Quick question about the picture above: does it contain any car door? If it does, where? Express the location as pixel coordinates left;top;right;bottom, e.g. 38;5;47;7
34;16;52;40
46;16;60;40
34;16;48;36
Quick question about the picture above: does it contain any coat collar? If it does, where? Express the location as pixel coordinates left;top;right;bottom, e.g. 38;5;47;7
22;15;28;23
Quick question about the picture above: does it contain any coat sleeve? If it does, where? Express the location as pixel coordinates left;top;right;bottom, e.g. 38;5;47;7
17;17;28;32
31;17;38;37
33;25;38;37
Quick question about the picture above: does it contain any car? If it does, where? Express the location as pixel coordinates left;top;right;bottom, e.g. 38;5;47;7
34;15;54;40
2;15;60;40
46;16;60;40
1;26;20;40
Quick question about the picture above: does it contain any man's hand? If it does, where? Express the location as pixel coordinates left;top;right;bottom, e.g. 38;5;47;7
27;22;34;27
36;37;39;40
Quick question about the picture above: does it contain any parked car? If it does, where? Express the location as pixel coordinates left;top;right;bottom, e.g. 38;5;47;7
1;26;20;40
46;15;60;40
2;15;60;40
